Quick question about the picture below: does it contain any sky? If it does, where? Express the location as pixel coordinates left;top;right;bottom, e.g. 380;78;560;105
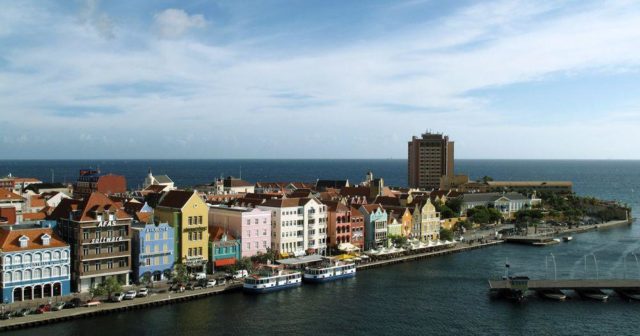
1;0;640;160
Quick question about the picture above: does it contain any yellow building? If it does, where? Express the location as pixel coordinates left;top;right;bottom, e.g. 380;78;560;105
155;190;209;272
400;208;413;237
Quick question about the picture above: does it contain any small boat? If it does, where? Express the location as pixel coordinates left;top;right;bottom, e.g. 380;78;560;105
616;289;640;301
553;238;561;243
577;289;609;301
538;289;567;301
563;236;573;242
243;265;302;294
303;259;356;283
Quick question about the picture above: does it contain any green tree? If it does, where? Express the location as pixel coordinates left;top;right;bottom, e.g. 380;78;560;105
140;272;153;287
174;263;189;283
439;228;454;241
101;277;123;298
445;198;462;214
236;257;254;272
388;234;408;247
251;248;276;264
478;176;494;183
89;283;107;299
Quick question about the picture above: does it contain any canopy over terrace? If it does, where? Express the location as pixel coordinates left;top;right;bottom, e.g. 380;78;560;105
276;254;324;268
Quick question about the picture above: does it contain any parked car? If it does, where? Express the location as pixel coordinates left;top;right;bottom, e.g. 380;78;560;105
137;288;149;297
14;308;31;317
216;278;226;286
124;290;137;300
86;299;101;307
0;311;11;320
35;304;51;314
186;282;203;290
193;272;207;280
170;283;185;292
233;270;248;279
205;279;217;288
111;292;125;302
63;302;77;309
51;301;66;311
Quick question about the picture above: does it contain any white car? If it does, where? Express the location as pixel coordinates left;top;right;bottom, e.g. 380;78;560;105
123;290;137;300
194;272;207;280
206;280;216;288
111;292;125;302
137;288;149;297
233;270;248;279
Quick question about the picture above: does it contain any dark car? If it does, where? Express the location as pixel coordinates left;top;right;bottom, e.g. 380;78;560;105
63;302;77;309
186;282;203;290
0;311;11;320
14;308;30;317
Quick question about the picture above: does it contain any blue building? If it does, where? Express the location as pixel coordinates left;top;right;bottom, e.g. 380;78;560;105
359;204;388;250
131;221;175;283
0;224;71;303
209;226;241;272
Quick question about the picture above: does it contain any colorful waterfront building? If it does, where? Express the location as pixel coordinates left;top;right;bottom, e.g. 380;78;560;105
155;190;209;273
387;212;403;237
324;201;352;248
208;226;241;272
411;198;441;241
359;204;388;250
51;192;132;292
0;224;71;303
257;198;327;257
131;221;175;283
208;205;270;258
349;206;365;250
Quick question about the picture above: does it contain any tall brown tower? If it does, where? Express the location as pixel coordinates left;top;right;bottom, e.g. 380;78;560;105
408;131;454;190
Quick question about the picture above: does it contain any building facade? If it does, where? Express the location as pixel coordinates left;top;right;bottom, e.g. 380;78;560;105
258;198;327;257
459;192;541;219
131;221;175;283
209;226;241;272
349;206;365;250
0;225;71;303
408;132;454;190
155;190;209;272
208;205;271;258
51;192;132;293
359;204;388;250
325;201;352;248
73;169;127;199
411;199;441;241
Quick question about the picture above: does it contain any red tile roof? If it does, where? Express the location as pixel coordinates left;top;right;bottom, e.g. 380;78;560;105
157;190;196;209
0;188;23;201
0;227;68;251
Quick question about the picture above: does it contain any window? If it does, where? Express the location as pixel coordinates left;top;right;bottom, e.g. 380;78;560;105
246;219;250;225
155;245;160;252
198;231;203;240
119;244;126;252
94;263;100;271
146;258;152;266
145;245;151;254
188;217;193;225
119;259;126;267
44;267;52;277
247;230;251;237
95;231;101;239
107;260;113;269
246;243;250;250
4;255;11;265
188;232;193;241
263;241;267;248
198;247;202;256
83;263;89;272
146;233;151;241
198;216;203;225
154;232;159;240
263;229;267;236
163;232;168;240
188;248;193;257
83;247;89;255
44;252;51;261
34;268;41;279
163;256;169;264
255;242;259;249
163;244;168;251
83;231;90;240
254;219;258;224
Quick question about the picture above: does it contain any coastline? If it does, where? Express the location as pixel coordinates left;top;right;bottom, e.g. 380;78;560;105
0;219;631;332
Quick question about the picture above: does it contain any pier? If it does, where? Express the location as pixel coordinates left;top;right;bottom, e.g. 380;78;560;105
489;278;640;291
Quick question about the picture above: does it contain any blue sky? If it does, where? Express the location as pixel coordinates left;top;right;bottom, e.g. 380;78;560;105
1;0;640;159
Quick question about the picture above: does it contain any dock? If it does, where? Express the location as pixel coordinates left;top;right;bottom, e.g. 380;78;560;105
489;279;640;291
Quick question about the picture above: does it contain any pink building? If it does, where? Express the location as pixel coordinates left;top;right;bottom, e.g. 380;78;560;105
208;205;271;258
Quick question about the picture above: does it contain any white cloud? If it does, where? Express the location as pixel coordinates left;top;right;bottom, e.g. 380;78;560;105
1;1;640;159
153;9;207;39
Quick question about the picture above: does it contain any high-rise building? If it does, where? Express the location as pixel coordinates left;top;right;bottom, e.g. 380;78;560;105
408;132;454;190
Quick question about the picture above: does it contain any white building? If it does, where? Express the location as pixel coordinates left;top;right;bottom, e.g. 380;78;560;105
143;170;176;191
459;192;541;218
258;197;327;256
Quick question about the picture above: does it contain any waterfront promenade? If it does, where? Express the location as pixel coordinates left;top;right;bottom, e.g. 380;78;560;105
0;219;631;332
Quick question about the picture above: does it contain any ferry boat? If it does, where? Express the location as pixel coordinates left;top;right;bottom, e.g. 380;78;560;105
303;260;356;283
243;265;302;294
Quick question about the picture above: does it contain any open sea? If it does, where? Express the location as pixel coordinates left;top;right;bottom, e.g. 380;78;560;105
2;159;640;336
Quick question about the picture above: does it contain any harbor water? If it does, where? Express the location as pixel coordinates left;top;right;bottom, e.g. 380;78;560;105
2;159;639;335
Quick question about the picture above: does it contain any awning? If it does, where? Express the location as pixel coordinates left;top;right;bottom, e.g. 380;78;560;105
337;243;360;252
214;258;236;267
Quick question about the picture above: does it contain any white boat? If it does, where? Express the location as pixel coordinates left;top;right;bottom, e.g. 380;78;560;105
552;238;562;243
577;289;608;301
243;265;302;294
303;260;356;283
563;236;573;242
538;289;567;301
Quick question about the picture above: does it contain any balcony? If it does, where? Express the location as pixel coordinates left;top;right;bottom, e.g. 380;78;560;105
79;266;130;277
81;250;130;261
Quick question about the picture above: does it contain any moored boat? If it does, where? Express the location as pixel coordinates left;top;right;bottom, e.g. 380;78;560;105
303;260;356;283
538;289;567;301
616;289;640;301
577;289;608;301
243;265;302;294
563;236;573;242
